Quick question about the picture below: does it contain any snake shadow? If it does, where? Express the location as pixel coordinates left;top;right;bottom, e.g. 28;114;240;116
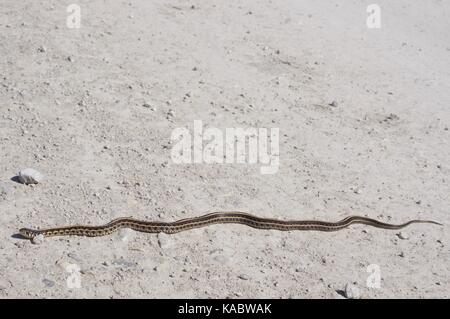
11;233;28;240
10;176;22;184
335;290;347;298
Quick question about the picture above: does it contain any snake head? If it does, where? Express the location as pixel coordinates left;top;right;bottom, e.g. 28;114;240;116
19;228;39;239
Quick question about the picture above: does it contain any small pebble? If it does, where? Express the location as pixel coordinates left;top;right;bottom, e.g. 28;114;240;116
328;100;338;107
397;232;409;240
42;278;55;287
238;274;249;280
112;258;135;268
118;228;133;241
384;113;399;121
32;234;45;245
18;168;44;184
213;255;228;263
343;283;360;299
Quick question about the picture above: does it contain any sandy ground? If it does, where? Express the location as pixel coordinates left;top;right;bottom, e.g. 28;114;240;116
0;0;449;298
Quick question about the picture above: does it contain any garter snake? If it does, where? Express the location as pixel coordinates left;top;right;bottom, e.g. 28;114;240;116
18;212;442;240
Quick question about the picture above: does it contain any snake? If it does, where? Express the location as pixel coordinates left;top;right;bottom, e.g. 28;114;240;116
18;212;442;240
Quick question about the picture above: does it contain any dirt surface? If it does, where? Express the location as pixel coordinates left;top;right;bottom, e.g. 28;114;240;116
0;0;449;298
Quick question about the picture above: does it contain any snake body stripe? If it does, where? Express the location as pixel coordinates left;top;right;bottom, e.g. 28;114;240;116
18;212;442;239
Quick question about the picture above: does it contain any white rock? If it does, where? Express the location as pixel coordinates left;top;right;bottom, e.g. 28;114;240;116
343;283;360;299
397;231;409;240
18;168;44;184
31;234;45;245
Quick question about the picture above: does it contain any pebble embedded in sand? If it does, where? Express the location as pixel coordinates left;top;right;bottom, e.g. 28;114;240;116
238;274;249;280
42;278;55;287
213;255;228;263
112;258;136;268
67;253;82;262
384;113;400;122
343;283;360;299
17;168;44;184
14;242;25;248
31;234;45;245
397;232;409;240
328;100;338;107
167;109;175;118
